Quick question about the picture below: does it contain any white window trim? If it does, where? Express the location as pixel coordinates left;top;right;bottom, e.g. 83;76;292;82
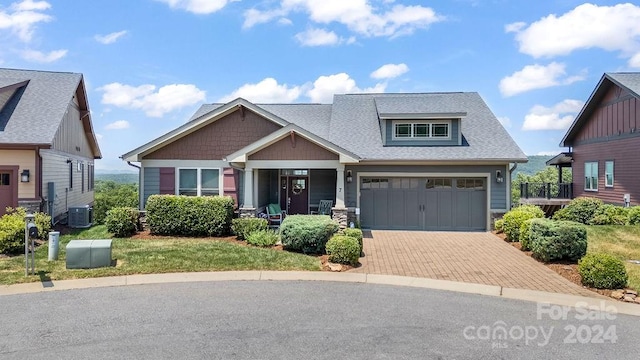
584;162;598;192
176;167;222;196
605;161;614;188
391;120;452;141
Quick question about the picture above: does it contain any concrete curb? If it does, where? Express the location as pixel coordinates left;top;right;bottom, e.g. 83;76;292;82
1;271;638;317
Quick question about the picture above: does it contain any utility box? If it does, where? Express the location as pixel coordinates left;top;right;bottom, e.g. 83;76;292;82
66;239;112;269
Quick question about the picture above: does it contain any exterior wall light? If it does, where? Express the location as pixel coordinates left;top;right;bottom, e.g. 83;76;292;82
20;169;30;183
495;170;504;184
346;170;353;183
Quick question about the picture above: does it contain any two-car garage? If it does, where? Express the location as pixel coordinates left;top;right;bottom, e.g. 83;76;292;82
359;177;488;231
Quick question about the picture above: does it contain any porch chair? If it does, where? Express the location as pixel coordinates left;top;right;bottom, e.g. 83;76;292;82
311;200;333;216
266;203;286;228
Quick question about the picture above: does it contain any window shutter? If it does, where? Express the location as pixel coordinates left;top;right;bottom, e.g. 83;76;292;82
159;167;175;194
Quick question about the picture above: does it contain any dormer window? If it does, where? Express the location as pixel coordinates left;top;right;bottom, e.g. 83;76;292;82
392;120;450;140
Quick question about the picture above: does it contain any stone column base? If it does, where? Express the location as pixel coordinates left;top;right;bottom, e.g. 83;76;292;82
331;207;348;229
18;200;42;214
239;207;256;218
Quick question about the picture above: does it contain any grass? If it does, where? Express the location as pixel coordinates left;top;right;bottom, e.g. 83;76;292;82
586;225;640;290
0;225;321;286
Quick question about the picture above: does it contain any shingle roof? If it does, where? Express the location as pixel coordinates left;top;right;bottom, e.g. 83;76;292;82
607;72;640;96
0;68;83;145
140;92;527;162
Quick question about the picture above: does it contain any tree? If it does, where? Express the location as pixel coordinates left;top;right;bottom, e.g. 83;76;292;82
93;180;139;224
511;167;572;205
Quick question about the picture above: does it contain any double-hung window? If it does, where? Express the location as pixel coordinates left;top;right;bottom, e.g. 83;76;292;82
605;161;614;188
584;162;598;191
178;168;219;196
393;120;450;140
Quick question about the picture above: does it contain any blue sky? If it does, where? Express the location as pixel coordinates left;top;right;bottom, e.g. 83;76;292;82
2;0;640;171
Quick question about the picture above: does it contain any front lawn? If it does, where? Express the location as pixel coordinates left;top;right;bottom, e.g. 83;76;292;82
0;225;321;286
586;225;640;291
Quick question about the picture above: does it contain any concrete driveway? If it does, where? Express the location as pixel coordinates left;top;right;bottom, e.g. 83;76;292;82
350;231;597;297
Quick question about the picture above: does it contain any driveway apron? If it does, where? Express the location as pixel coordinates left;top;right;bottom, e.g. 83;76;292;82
350;231;597;297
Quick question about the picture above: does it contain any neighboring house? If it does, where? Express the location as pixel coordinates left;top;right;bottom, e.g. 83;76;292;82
0;68;101;221
122;93;526;231
549;73;640;206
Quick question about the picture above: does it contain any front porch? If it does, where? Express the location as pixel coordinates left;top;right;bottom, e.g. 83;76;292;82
237;164;350;228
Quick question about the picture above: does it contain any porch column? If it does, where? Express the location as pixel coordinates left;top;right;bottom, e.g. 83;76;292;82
335;165;345;208
240;167;255;218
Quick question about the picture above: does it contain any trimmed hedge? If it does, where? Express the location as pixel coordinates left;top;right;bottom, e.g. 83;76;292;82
105;207;139;238
502;205;545;242
145;195;234;236
519;218;535;251
578;253;628;289
589;204;629;225
246;229;279;247
629;206;640;225
232;218;268;240
280;215;339;254
0;208;51;254
529;219;587;263
494;219;504;233
553;197;603;224
342;228;363;253
326;235;360;266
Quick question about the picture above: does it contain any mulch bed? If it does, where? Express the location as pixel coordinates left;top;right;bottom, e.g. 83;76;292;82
493;231;627;300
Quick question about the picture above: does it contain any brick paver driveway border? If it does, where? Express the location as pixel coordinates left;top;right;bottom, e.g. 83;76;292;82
350;231;597;297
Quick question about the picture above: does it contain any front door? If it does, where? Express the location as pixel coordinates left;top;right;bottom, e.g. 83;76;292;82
280;176;309;214
0;169;18;216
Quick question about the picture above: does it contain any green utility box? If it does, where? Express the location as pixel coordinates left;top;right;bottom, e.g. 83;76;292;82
66;240;112;269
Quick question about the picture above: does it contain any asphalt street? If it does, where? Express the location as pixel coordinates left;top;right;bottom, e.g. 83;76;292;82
1;281;638;359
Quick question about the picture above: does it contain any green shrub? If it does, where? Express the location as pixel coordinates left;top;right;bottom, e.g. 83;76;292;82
519;218;535;251
325;235;360;266
494;219;504;233
342;228;363;253
629;206;640;225
231;218;269;240
280;215;339;254
529;219;587;263
93;181;138;224
0;208;51;254
502;205;545;242
246;229;279;247
588;204;629;225
578;253;628;289
145;195;234;236
105;207;139;238
552;197;603;224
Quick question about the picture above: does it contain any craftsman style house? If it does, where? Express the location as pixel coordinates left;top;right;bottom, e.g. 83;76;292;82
550;73;640;206
122;93;526;231
0;68;101;221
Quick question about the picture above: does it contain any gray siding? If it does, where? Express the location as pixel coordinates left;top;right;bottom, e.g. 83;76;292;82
143;167;160;208
309;169;336;209
40;149;94;220
384;119;460;146
51;100;95;159
345;164;507;210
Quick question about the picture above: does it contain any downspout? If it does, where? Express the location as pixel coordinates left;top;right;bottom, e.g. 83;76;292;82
127;161;142;210
509;163;518;210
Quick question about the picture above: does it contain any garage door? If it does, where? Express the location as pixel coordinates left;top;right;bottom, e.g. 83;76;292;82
360;177;487;231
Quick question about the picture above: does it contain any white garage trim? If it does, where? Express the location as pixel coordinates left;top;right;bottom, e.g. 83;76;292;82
356;172;491;230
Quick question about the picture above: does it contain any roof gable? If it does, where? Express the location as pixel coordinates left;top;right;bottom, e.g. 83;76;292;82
561;73;640;147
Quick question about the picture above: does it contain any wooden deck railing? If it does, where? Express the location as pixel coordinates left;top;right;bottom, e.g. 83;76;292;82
520;182;573;200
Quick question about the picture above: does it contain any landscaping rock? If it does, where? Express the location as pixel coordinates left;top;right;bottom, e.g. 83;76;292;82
635;298;640;305
611;290;625;300
328;263;343;272
623;296;636;303
624;289;638;296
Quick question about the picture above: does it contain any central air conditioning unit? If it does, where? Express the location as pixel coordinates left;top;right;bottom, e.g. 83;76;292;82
68;206;92;228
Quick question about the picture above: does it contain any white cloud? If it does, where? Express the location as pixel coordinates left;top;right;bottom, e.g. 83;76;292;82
219;78;302;103
99;82;206;117
0;0;52;42
243;1;443;39
370;63;409;79
105;120;130;130
497;116;511;128
507;3;640;59
94;30;127;44
522;99;584;131
295;28;342;46
155;0;230;14
20;49;66;62
307;72;385;103
95;133;103;140
629;52;640;68
499;62;584;97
